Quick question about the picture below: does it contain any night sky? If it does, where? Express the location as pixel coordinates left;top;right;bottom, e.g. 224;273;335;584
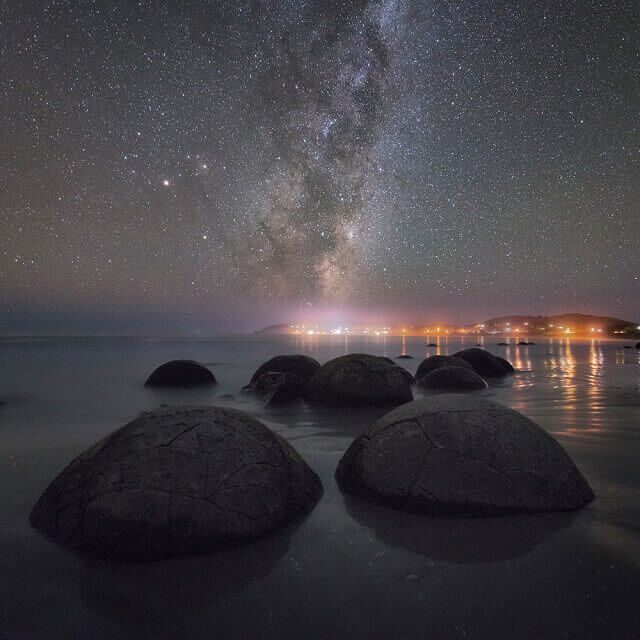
1;1;638;334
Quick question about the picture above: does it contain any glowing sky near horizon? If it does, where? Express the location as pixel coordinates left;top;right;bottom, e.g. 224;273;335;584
1;1;639;333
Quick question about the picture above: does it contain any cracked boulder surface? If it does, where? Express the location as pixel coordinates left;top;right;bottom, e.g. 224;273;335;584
30;406;322;560
415;355;475;382
249;355;320;386
417;366;488;393
145;360;216;387
336;395;594;515
452;348;513;378
306;353;413;406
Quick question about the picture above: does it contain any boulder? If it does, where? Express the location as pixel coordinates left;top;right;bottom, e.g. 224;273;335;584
396;354;413;359
497;342;508;346
636;342;640;349
417;366;488;393
624;345;633;349
145;360;216;387
336;395;594;515
249;354;320;386
254;372;305;405
30;406;322;559
494;355;516;373
415;355;474;381
452;348;511;378
426;343;438;347
306;354;413;406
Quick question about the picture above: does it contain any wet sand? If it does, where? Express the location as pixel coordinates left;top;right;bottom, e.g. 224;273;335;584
1;336;639;639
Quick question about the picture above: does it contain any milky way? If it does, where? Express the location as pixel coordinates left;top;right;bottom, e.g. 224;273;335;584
0;1;638;333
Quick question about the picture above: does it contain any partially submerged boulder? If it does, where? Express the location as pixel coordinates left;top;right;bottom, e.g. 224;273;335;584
336;395;594;515
30;406;322;559
495;356;516;373
453;348;512;378
254;372;305;405
418;366;488;393
397;354;413;359
249;355;320;386
307;354;413;406
415;355;474;381
145;360;216;387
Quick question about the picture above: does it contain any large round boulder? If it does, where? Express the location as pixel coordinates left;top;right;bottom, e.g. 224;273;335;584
145;360;216;387
418;366;488;393
415;355;475;381
306;354;413;406
30;406;322;559
249;354;320;386
452;348;512;378
495;355;516;373
336;395;594;515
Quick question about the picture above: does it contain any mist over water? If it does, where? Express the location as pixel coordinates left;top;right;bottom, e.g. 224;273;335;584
1;335;639;639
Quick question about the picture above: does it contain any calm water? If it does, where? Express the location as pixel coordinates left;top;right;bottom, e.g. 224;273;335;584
1;335;639;639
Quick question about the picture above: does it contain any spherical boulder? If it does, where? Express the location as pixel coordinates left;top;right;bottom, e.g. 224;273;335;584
30;406;322;559
254;371;305;405
453;348;511;378
495;355;516;373
249;354;320;386
418;366;488;393
336;395;594;515
145;360;216;387
306;353;413;406
415;355;474;381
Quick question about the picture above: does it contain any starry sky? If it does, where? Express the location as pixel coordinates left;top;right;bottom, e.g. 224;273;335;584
1;0;639;334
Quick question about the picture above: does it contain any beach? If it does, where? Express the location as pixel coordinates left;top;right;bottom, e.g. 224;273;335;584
1;335;639;639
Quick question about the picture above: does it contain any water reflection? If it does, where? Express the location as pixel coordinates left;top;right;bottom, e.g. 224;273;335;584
344;495;575;564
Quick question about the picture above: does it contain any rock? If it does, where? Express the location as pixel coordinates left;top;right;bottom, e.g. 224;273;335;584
636;342;640;349
306;353;413;406
415;355;474;381
624;346;633;349
30;406;322;560
495;356;516;373
145;360;216;387
497;342;509;346
426;343;438;347
517;341;535;346
254;372;305;405
396;354;413;359
249;355;320;386
417;366;488;393
452;348;511;378
336;395;594;515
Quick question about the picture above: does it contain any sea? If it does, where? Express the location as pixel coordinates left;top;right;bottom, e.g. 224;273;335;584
1;335;638;639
